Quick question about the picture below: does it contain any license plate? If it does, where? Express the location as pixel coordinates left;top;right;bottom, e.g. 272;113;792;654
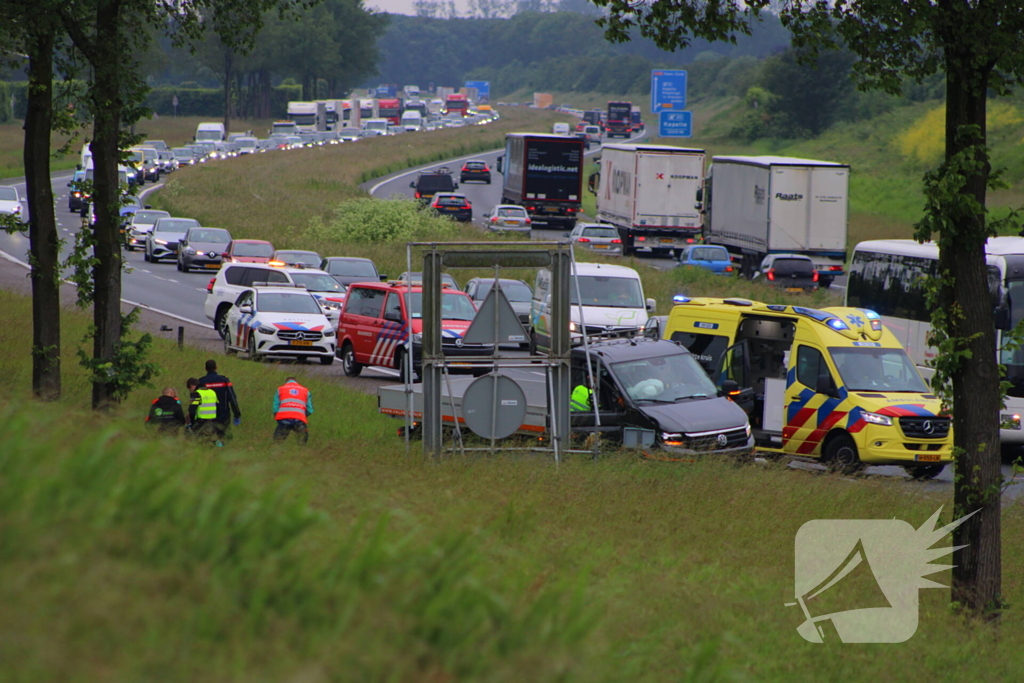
542;207;559;213
659;238;674;244
205;263;220;269
290;340;313;346
594;244;609;249
786;287;803;292
917;453;942;462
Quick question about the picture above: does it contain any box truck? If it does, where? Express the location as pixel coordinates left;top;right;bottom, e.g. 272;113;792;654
703;156;849;286
287;101;327;132
587;144;705;257
497;133;584;229
605;101;632;138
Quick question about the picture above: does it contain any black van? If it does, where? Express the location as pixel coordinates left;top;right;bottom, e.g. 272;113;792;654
411;169;458;204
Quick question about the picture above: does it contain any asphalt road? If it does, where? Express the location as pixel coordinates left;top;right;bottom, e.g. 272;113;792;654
364;128;684;273
1;144;1019;497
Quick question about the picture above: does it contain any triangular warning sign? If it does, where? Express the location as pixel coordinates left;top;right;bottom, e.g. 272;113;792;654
463;282;528;344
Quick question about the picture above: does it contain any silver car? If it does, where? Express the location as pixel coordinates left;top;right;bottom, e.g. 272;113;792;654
145;217;200;262
568;223;622;256
177;227;232;272
483;204;531;232
125;209;170;250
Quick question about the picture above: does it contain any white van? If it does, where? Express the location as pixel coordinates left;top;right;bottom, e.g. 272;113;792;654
529;262;655;353
195;121;226;142
401;110;423;132
552;122;571;136
362;118;390;135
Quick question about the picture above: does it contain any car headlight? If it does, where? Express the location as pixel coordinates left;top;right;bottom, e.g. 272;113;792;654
324;329;336;337
257;325;276;335
154;239;167;245
184;247;196;255
568;321;580;333
862;411;893;426
660;432;684;446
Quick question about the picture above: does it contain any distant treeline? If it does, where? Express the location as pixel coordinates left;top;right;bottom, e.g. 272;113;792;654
0;82;304;123
373;11;791;96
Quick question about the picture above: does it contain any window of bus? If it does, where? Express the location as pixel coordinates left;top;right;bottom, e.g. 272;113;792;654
1000;279;1024;368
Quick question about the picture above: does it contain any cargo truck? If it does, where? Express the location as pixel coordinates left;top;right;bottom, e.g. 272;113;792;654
587;144;705;257
287;101;327;132
703;156;849;287
496;133;585;229
606;101;632;138
377;98;403;125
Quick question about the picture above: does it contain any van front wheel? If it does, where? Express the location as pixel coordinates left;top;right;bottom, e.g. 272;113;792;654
824;434;863;475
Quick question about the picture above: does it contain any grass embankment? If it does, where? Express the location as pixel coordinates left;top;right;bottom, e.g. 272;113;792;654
3;286;1024;680
0;116;275;179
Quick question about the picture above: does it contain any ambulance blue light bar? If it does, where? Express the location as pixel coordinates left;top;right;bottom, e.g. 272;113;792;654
673;294;691;304
826;318;850;331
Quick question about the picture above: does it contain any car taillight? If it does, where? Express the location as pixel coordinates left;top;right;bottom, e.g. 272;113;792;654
526;206;536;212
490;217;499;222
725;266;733;272
462;203;471;210
206;278;215;293
828;265;843;271
637;236;646;242
414;192;421;198
525;218;531;224
611;239;621;244
766;269;775;281
686;238;695;243
577;237;590;243
812;270;820;282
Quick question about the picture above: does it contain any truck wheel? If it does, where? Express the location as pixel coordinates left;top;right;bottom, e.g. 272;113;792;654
824;434;864;475
396;349;419;383
528;330;538;356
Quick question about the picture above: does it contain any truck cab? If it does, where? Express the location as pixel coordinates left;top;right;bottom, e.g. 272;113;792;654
664;297;952;477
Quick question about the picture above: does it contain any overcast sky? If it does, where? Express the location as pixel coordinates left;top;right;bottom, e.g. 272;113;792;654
368;0;472;15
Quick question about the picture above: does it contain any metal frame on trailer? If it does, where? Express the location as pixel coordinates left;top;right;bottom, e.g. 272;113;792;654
401;240;579;461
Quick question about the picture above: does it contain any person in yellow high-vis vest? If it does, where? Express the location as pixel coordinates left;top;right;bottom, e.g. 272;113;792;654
273;377;313;444
570;384;593;412
187;377;222;446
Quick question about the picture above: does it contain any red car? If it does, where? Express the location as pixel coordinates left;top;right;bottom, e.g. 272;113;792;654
337;281;491;382
221;239;274;264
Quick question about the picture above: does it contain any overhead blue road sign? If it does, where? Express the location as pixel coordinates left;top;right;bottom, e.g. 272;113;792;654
659;111;693;138
464;80;490;103
651;70;687;113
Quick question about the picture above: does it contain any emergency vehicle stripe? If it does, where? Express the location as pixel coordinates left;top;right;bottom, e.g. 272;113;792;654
797;410;849;454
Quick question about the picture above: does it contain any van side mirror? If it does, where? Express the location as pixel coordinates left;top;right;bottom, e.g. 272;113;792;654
409;181;415;188
719;379;740;397
587;172;600;195
496;155;504;174
815;373;836;397
646;298;656;312
379;274;388;281
695;188;703;202
383;310;402;323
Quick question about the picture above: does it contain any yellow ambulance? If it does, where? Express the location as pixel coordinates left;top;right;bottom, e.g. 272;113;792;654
663;297;952;478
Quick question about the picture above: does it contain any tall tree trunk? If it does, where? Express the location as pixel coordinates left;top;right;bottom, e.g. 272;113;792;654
24;28;61;401
945;63;1002;614
222;48;233;134
88;1;125;410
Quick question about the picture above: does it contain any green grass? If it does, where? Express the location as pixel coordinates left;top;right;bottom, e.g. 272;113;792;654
0;115;276;179
3;286;1024;680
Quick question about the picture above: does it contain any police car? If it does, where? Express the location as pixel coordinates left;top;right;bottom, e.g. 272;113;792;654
222;283;336;365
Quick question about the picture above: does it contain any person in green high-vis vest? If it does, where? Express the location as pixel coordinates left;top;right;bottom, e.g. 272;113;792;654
570;384;593;412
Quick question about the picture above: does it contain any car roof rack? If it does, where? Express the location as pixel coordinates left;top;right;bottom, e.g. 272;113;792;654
252;282;307;289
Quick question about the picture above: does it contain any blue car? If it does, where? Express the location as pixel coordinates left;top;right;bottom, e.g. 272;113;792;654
678;245;735;275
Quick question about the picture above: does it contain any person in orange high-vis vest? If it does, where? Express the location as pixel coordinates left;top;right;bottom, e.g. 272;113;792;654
273;377;313;444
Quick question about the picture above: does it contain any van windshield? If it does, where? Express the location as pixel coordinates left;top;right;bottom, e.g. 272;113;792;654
613;353;718;403
407;293;477;321
829;347;928;392
572;275;643;308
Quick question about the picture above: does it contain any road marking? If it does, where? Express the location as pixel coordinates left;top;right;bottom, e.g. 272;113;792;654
0;246;212;329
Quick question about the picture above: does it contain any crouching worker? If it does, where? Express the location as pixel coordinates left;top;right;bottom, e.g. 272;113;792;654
146;387;186;434
273;377;312;445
